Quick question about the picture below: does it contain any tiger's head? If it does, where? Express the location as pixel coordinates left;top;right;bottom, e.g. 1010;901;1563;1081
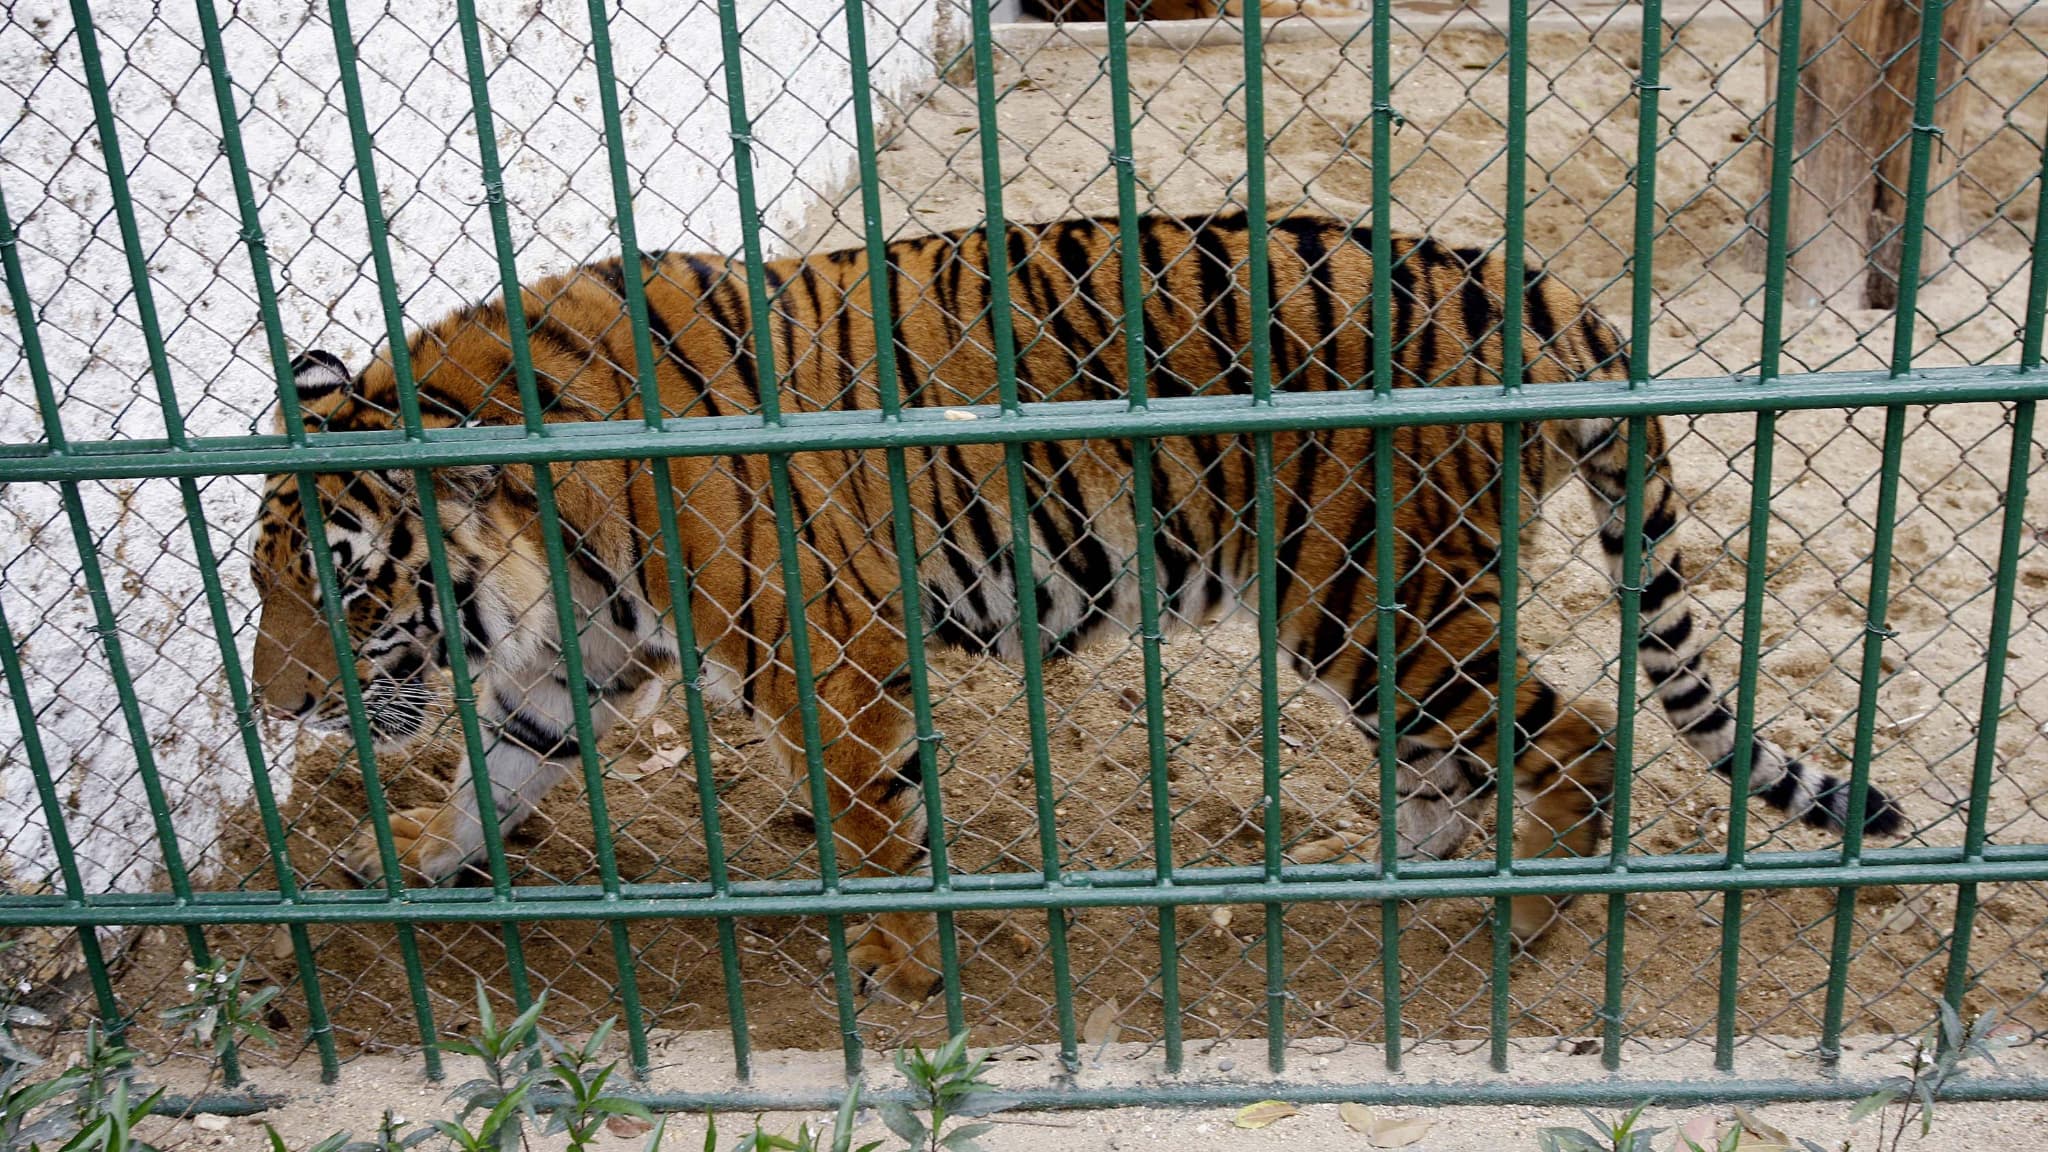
250;350;530;748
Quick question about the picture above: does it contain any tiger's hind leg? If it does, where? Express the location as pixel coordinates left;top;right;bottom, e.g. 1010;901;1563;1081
1504;678;1615;943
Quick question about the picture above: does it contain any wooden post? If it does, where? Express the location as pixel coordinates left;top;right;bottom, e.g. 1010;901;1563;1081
1758;0;1984;310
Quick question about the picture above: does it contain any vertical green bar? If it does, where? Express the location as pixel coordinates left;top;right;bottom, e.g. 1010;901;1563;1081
1819;0;1938;1024
1937;400;2033;1036
1597;0;1666;1072
1818;405;1904;1063
1366;0;1403;1072
321;0;529;1060
709;0;865;1077
581;0;754;1074
1939;145;2045;1028
1758;0;1806;385
0;196;124;1038
1886;0;1952;377
966;0;1080;1073
1488;0;1530;1077
1714;413;1773;1071
1239;0;1288;1076
450;0;650;1070
1106;0;1182;1074
834;0;964;1037
1735;0;1806;1070
1937;74;2048;1044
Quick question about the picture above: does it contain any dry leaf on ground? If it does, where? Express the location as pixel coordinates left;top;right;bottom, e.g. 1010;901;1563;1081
1232;1100;1300;1129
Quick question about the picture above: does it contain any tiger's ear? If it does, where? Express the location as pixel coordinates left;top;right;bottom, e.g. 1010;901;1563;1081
289;349;351;398
283;349;352;433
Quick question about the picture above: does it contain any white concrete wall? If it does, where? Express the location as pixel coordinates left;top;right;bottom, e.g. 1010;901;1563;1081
0;0;949;895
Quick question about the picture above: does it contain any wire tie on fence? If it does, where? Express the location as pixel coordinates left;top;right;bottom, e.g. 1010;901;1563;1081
1108;151;1135;168
1632;79;1673;93
238;225;268;250
915;731;944;745
1372;102;1407;131
1866;621;1899;641
730;131;755;144
481;180;506;205
1617;579;1646;594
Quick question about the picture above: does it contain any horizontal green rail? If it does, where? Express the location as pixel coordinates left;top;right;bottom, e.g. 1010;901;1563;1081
4;852;2048;928
3;364;2043;483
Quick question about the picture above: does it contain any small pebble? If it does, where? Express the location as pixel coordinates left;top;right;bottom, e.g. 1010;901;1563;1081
194;1115;230;1133
1217;1057;1235;1072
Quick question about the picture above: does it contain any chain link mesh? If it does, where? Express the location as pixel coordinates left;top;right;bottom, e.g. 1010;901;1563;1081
0;0;2044;1096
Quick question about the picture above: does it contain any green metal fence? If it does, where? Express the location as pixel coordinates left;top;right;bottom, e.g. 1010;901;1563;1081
1;0;2047;1115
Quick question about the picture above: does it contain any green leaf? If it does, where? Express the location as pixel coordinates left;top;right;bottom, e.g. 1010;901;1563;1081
1938;1000;1964;1053
703;1109;719;1152
593;1096;655;1123
830;1081;864;1152
940;1122;995;1152
1847;1089;1898;1122
1537;1127;1606;1152
878;1101;927;1145
931;1031;972;1076
472;979;496;1038
265;1126;292;1152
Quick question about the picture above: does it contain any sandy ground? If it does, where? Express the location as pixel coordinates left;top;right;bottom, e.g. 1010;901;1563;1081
109;1032;2048;1150
23;0;2044;1110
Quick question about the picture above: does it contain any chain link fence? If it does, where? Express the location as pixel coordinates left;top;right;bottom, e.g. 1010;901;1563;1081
1;0;2046;1113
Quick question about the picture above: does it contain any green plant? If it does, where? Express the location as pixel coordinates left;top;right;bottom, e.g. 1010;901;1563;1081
880;1033;1007;1152
0;1062;85;1151
49;1077;165;1152
0;1021;154;1152
1842;1005;2017;1152
439;981;549;1150
68;1025;142;1128
721;1081;881;1152
160;958;279;1067
0;940;51;1070
1536;1102;1663;1152
539;1019;655;1151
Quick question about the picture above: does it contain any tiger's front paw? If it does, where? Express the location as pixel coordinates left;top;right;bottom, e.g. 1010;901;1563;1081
849;913;942;1004
1509;894;1568;947
340;806;472;887
1288;830;1372;866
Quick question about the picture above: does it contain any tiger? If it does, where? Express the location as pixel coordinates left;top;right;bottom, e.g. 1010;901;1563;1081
249;211;1907;1002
